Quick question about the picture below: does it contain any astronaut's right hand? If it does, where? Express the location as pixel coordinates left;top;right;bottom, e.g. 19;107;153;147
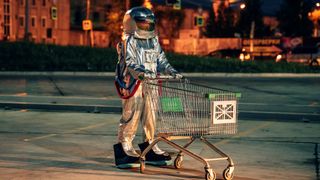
137;72;155;80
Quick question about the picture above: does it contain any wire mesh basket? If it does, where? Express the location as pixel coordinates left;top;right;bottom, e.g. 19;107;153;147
144;79;240;137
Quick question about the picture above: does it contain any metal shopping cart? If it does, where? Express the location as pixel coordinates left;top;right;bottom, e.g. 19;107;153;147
140;77;241;180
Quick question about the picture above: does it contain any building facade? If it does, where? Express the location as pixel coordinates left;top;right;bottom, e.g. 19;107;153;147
0;0;70;45
0;0;111;47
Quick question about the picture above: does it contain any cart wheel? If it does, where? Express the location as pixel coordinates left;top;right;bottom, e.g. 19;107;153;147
140;160;145;173
205;168;216;180
174;155;183;169
223;166;234;180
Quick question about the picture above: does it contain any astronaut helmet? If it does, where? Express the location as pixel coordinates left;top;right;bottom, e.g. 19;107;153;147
123;6;156;39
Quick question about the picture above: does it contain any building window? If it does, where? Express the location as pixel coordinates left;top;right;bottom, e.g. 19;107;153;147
42;0;46;6
31;17;36;27
41;17;46;28
3;0;11;37
47;28;52;38
19;16;24;27
4;3;10;13
32;0;36;6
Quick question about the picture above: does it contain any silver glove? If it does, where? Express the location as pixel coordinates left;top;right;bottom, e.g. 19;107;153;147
174;73;183;79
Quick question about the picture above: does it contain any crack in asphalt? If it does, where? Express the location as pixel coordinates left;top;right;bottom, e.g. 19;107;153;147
47;76;65;96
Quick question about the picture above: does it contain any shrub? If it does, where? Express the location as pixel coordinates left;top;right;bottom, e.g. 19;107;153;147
0;41;319;73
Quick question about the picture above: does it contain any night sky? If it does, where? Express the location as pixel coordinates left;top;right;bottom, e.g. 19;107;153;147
261;0;283;16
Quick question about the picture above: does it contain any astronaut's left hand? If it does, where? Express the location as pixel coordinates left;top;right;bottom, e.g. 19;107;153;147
173;73;184;79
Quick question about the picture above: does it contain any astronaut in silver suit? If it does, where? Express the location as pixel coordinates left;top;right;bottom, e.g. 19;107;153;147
113;6;182;169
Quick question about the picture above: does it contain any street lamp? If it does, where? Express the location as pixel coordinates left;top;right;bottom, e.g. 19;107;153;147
240;3;246;10
309;3;320;37
143;0;153;9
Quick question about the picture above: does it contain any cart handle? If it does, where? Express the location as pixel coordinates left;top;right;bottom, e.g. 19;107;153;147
143;75;185;80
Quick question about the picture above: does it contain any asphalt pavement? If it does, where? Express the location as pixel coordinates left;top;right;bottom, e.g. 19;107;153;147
0;72;319;180
0;109;319;180
0;72;319;122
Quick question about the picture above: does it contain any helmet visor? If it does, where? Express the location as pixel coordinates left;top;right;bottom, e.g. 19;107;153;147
136;20;155;32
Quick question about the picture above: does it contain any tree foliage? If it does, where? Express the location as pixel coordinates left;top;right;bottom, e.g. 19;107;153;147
277;0;313;37
130;0;144;8
105;1;125;47
155;8;185;39
236;0;265;38
205;3;235;37
205;4;216;38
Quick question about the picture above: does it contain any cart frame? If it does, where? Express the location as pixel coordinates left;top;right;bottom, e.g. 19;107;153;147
140;78;240;180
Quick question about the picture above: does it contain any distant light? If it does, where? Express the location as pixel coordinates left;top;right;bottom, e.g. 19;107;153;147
240;3;246;9
144;0;153;9
276;54;282;62
317;2;320;7
16;93;28;96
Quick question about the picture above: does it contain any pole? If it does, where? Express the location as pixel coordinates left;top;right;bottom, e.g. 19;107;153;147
249;21;255;55
85;0;90;46
24;0;29;41
85;0;94;47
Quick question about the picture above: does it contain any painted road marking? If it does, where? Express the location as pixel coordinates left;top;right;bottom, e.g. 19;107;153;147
23;121;111;142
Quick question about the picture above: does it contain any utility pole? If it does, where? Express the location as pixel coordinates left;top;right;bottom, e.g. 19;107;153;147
249;21;255;53
24;0;29;41
85;0;94;47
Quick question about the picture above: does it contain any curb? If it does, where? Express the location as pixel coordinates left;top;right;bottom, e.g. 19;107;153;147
0;71;319;78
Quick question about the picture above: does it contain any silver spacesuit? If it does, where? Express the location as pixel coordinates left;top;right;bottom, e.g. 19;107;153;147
113;6;182;169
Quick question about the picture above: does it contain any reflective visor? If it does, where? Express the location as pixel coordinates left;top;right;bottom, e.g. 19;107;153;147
136;19;155;32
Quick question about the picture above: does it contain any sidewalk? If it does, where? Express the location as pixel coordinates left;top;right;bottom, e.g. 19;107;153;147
0;109;318;180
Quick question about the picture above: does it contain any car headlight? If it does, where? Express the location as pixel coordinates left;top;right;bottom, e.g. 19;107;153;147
239;53;244;61
276;54;282;62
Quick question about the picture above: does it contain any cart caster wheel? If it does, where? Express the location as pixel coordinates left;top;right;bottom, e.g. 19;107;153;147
205;168;216;180
223;166;234;180
140;160;145;173
174;155;183;169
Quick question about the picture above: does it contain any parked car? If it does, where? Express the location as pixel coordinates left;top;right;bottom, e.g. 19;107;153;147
276;46;320;66
207;49;251;61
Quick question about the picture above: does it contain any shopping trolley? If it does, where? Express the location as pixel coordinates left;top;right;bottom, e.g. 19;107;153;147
140;76;241;180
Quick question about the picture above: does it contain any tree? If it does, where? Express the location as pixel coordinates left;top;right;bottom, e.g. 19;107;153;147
154;7;185;51
205;2;236;37
105;1;125;47
236;0;265;38
205;5;216;38
277;0;313;37
130;0;144;8
216;3;236;37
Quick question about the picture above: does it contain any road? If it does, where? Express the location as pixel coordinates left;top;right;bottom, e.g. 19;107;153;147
0;73;319;180
0;73;319;122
